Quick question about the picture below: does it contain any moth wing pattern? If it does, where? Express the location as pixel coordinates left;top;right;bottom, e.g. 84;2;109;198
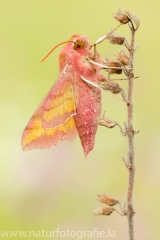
22;66;77;150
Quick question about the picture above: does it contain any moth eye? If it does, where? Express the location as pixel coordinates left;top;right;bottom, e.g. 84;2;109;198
77;44;81;48
74;43;82;50
74;40;85;50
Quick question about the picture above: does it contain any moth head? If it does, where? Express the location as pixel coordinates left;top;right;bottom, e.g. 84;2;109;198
40;35;91;63
71;35;90;50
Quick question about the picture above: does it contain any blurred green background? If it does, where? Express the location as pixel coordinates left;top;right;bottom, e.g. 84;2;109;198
0;0;160;239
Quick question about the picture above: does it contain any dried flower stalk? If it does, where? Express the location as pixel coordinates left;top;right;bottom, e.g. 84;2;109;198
94;8;140;240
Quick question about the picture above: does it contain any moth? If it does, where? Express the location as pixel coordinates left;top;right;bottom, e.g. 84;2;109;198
22;35;106;157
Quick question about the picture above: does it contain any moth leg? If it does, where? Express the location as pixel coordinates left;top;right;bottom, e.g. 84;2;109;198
81;76;124;102
62;63;70;75
107;73;111;82
93;44;98;61
85;55;97;72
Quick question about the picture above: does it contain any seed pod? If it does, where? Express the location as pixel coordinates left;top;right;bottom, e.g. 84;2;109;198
94;206;114;216
113;7;130;24
98;117;118;128
97;193;119;206
116;49;130;66
125;10;140;30
107;32;125;45
104;58;122;74
101;81;121;94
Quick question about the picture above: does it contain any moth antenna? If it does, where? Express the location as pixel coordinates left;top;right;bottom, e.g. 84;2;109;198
40;41;73;63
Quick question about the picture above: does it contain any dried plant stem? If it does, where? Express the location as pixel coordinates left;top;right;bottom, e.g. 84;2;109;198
126;24;135;240
94;9;140;240
111;76;139;81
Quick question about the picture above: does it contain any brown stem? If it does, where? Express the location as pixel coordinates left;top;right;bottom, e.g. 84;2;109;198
111;76;139;81
126;24;135;240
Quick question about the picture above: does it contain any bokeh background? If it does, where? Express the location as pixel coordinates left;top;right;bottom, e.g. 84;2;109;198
0;0;160;239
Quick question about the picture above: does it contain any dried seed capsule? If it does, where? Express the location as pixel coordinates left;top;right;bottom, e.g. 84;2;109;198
101;81;121;94
97;193;119;206
94;206;114;216
98;117;118;128
104;58;122;74
125;10;140;30
113;7;130;24
107;32;125;45
116;49;130;66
